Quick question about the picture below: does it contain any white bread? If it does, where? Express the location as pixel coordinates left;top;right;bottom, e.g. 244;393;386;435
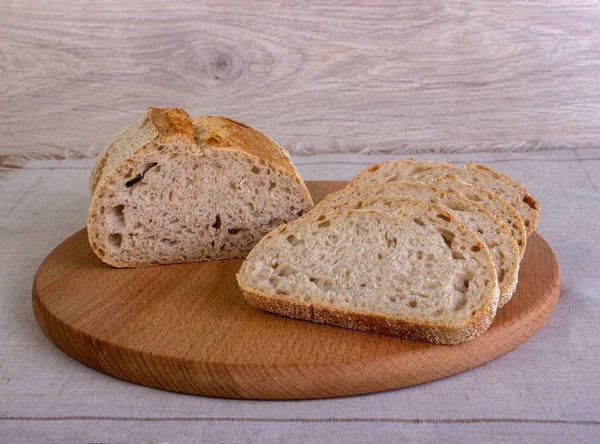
315;182;520;307
348;158;539;235
237;202;500;345
88;107;314;267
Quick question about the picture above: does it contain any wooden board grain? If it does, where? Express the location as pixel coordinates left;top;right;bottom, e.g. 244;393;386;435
3;1;600;158
32;181;560;399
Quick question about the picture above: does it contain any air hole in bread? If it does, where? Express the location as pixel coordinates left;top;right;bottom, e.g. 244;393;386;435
251;166;261;174
452;250;465;260
438;228;455;250
287;234;301;246
228;228;248;235
133;222;142;230
453;296;467;312
275;289;288;295
109;205;126;229
125;162;157;188
385;234;398;248
523;194;538;210
437;213;452;222
108;233;122;249
160;238;178;246
266;218;285;230
524;219;531;228
471;245;481;252
318;220;331;228
477;228;484;234
416;251;423;260
408;300;418;308
269;182;276;189
278;265;296;277
97;248;105;257
377;252;383;260
317;214;327;221
413;218;425;226
100;206;105;215
212;214;222;229
447;202;469;211
309;277;333;292
498;268;506;283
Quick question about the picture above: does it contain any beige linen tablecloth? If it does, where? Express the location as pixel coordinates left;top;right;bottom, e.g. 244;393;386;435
1;149;599;443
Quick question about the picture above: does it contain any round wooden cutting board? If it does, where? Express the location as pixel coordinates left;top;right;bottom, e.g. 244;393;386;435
33;181;560;400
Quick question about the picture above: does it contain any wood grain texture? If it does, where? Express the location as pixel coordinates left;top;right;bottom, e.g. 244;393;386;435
1;1;600;158
32;181;560;400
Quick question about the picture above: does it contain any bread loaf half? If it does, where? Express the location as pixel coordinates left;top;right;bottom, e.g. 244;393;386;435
348;158;539;235
316;182;520;307
237;202;499;344
88;107;314;267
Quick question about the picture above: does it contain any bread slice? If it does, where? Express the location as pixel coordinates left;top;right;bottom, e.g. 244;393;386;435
348;158;539;235
433;174;527;257
237;202;499;344
349;158;455;187
316;182;520;307
350;166;528;257
454;162;539;235
88;107;314;267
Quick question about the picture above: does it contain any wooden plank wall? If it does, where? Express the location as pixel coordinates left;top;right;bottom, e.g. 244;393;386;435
1;1;599;157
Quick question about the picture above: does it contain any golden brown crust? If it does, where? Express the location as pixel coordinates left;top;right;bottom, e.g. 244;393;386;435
240;286;497;345
192;116;303;185
149;106;194;138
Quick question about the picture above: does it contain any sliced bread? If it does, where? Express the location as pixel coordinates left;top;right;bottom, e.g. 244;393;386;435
348;158;539;235
316;182;520;307
433;174;527;257
88;107;314;267
454;162;539;235
237;202;499;344
348;158;455;187
351;166;528;256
